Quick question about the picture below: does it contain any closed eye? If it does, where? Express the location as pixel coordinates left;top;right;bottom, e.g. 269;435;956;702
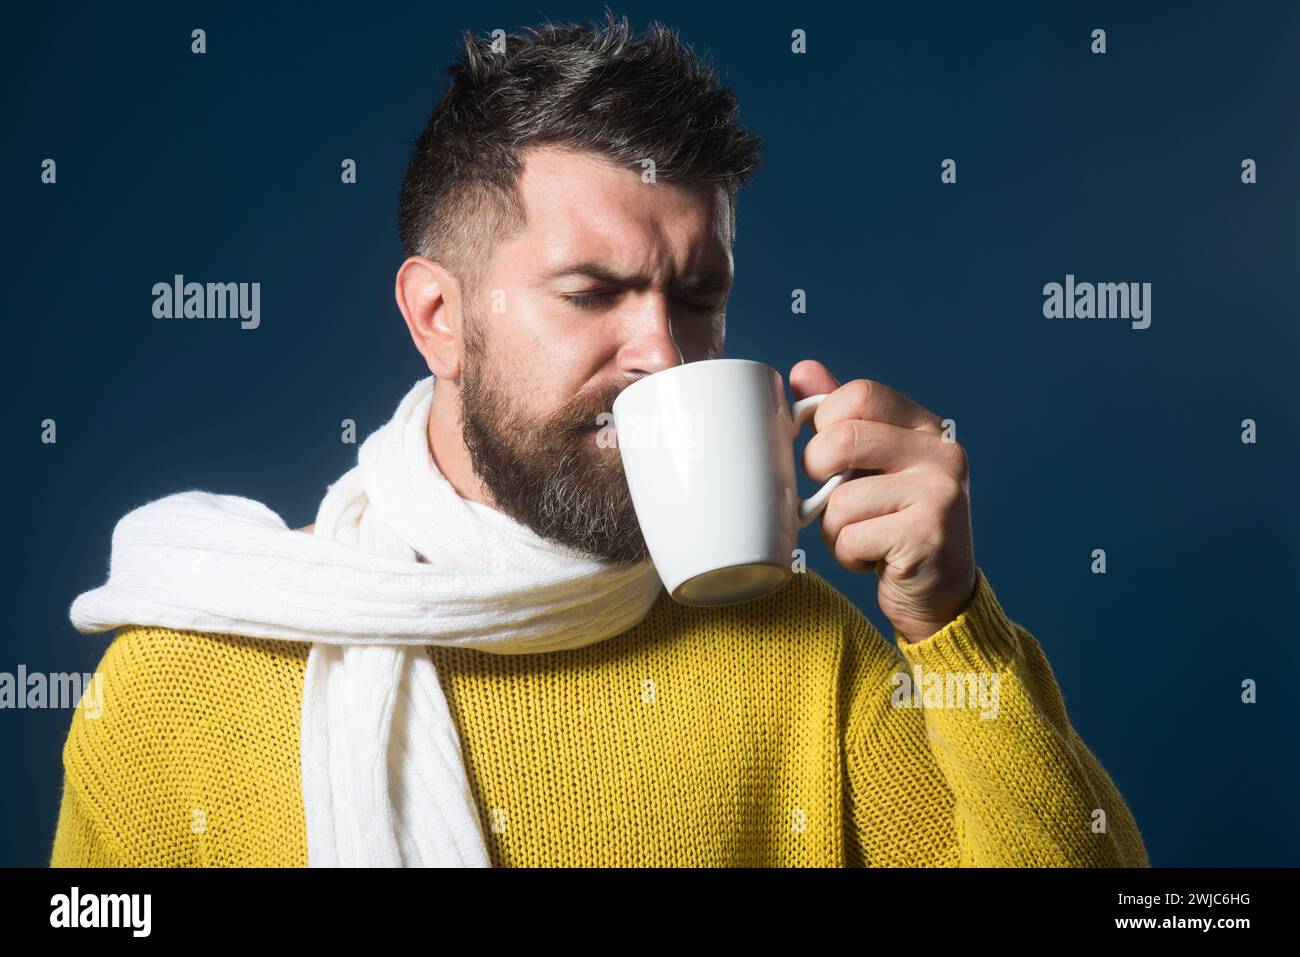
562;291;620;309
562;291;717;312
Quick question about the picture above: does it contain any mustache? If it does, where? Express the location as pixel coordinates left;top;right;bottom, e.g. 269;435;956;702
552;385;625;435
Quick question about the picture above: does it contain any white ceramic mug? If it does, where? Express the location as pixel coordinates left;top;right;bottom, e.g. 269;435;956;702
611;358;851;606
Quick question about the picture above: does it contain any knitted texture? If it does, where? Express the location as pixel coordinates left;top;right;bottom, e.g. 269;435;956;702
50;567;1149;867
67;375;667;865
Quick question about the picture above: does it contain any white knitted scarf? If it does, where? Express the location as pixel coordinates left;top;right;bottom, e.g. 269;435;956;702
68;374;664;866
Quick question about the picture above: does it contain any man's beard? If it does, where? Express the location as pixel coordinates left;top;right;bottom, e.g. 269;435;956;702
456;315;651;565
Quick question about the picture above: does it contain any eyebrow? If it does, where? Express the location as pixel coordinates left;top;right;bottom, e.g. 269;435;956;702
540;261;731;296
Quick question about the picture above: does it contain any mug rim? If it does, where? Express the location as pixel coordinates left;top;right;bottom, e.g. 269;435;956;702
612;358;773;413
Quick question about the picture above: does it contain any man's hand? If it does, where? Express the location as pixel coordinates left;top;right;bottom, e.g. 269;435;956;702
790;359;978;644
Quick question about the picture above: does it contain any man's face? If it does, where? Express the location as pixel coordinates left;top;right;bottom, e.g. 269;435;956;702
457;144;732;563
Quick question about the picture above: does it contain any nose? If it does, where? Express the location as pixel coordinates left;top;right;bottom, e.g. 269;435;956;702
615;293;685;379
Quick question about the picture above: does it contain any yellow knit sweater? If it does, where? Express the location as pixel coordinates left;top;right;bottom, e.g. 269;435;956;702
49;566;1149;867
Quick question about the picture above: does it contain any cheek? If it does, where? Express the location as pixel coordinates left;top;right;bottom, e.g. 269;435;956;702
500;295;618;414
502;295;588;367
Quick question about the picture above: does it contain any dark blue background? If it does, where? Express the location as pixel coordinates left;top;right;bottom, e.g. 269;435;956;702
5;0;1297;866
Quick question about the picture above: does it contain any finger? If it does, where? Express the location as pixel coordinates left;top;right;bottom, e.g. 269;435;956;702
804;418;950;480
814;378;944;434
788;359;841;402
826;509;914;575
819;470;929;549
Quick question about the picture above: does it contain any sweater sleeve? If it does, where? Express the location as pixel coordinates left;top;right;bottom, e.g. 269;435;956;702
842;567;1150;867
50;773;128;867
48;625;205;868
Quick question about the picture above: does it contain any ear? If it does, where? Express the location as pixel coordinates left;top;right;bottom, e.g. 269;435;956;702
396;257;463;379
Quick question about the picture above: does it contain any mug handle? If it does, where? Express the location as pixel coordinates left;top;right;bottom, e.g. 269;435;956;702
790;394;853;529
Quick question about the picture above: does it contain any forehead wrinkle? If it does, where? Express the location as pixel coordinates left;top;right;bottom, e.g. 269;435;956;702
513;154;729;291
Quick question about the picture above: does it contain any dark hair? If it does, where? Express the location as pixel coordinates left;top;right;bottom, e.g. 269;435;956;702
396;7;765;302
